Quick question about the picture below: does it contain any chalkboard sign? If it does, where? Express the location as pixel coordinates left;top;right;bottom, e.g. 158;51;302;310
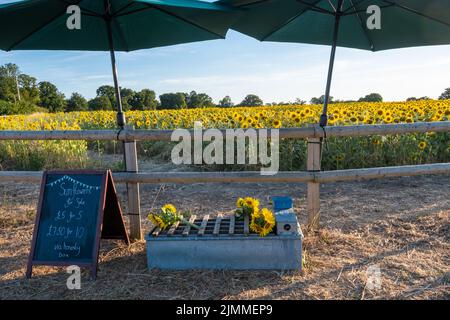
26;170;129;280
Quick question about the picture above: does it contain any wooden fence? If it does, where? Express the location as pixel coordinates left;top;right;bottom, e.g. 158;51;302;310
1;121;449;240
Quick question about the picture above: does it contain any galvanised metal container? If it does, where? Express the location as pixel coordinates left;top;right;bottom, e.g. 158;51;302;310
145;213;303;270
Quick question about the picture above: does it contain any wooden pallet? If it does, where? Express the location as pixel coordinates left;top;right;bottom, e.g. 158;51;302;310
150;214;274;237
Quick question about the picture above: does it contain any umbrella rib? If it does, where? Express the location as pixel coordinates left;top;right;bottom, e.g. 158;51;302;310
6;0;84;51
342;3;394;16
113;2;136;16
381;0;450;28
57;0;102;17
114;7;151;18
260;0;328;42
143;4;226;39
297;0;334;15
342;0;367;14
347;0;375;50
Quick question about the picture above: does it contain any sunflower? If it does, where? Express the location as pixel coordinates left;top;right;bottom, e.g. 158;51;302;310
148;213;170;230
250;208;275;237
162;203;176;214
418;141;427;150
273;119;282;128
148;204;198;231
235;196;259;219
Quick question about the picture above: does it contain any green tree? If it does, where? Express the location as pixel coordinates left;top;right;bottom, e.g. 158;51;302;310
438;88;450;100
88;96;113;111
310;95;333;105
96;85;116;106
38;81;66;112
186;91;215;108
159;92;187;109
66;92;88;112
239;94;263;107
18;74;40;104
119;88;136;111
218;95;234;108
0;63;21;102
0;100;14;115
131;89;158;110
295;98;306;105
358;93;383;102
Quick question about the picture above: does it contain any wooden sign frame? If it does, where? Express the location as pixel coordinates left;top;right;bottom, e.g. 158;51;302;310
26;170;129;280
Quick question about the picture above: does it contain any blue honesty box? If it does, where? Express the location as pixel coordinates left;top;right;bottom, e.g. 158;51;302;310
271;196;293;212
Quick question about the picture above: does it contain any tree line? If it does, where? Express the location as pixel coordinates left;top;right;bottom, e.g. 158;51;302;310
1;63;449;115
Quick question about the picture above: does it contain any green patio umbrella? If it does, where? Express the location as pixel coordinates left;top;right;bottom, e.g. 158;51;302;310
221;0;450;126
0;0;239;127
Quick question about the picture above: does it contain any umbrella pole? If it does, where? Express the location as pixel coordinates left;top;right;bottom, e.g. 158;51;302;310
105;4;126;128
319;0;343;127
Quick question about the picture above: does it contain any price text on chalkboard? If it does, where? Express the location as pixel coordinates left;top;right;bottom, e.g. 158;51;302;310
26;170;128;279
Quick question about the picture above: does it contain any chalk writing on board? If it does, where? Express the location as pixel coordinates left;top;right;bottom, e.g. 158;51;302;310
27;170;129;280
33;174;103;262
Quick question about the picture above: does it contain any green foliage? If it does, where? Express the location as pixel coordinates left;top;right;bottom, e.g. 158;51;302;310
0;100;13;115
38;81;66;112
120;87;135;111
0;64;20;102
407;96;430;101
96;85;116;106
218;95;234;108
0;140;88;170
66;92;88;112
310;95;333;105
18;74;40;105
159;92;187;109
439;88;450;100
88;96;113;111
131;89;158;110
358;93;383;102
0;100;37;115
186;91;215;108
239;94;263;107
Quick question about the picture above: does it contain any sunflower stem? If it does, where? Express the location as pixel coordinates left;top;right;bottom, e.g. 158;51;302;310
180;217;200;229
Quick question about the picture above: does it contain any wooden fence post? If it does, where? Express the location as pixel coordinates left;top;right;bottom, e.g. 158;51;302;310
307;137;321;231
124;125;142;240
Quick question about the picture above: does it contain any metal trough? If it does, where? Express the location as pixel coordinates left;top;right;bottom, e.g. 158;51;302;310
145;212;303;270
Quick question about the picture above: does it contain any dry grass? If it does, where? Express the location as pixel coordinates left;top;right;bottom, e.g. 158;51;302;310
0;175;449;300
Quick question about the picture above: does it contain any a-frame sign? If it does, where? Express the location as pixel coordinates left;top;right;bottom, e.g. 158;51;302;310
26;170;129;280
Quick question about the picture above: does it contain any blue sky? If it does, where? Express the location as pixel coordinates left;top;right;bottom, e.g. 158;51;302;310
1;0;449;104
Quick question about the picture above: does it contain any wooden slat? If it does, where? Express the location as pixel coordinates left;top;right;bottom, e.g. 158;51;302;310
182;215;197;237
229;214;235;235
307;138;321;231
213;214;223;236
124;125;142;241
244;214;249;236
198;215;209;236
166;221;180;236
0;121;448;141
152;227;161;237
2;163;450;184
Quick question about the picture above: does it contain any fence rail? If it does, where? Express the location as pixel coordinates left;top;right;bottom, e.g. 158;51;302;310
1;163;449;184
1;121;450;238
0;121;449;141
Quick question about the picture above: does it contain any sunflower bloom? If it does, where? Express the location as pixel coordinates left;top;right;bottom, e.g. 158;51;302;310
418;141;427;150
250;208;275;237
162;203;177;214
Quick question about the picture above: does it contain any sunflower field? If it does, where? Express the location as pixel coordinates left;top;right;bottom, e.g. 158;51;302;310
0;100;449;170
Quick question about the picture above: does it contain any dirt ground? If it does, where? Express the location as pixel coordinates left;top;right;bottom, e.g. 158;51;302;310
0;172;449;300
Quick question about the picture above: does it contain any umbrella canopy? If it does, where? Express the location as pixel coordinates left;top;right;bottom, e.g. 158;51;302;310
221;0;450;125
0;0;239;126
